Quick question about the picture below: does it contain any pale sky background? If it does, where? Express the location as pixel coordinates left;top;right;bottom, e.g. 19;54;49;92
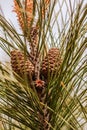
0;0;18;61
0;0;87;129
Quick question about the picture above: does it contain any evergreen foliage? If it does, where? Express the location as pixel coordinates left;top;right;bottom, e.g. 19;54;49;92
0;0;87;130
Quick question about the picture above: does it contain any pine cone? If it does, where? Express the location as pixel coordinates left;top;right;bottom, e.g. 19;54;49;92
41;48;62;78
29;27;39;64
11;50;34;78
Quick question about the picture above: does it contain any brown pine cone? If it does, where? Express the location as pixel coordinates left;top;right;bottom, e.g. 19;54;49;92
41;47;62;78
11;50;34;78
29;27;39;64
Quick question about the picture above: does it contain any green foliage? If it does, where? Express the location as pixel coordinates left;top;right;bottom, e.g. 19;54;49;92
0;0;87;130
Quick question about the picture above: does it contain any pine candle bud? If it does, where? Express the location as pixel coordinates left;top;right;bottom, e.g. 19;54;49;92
14;0;34;34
